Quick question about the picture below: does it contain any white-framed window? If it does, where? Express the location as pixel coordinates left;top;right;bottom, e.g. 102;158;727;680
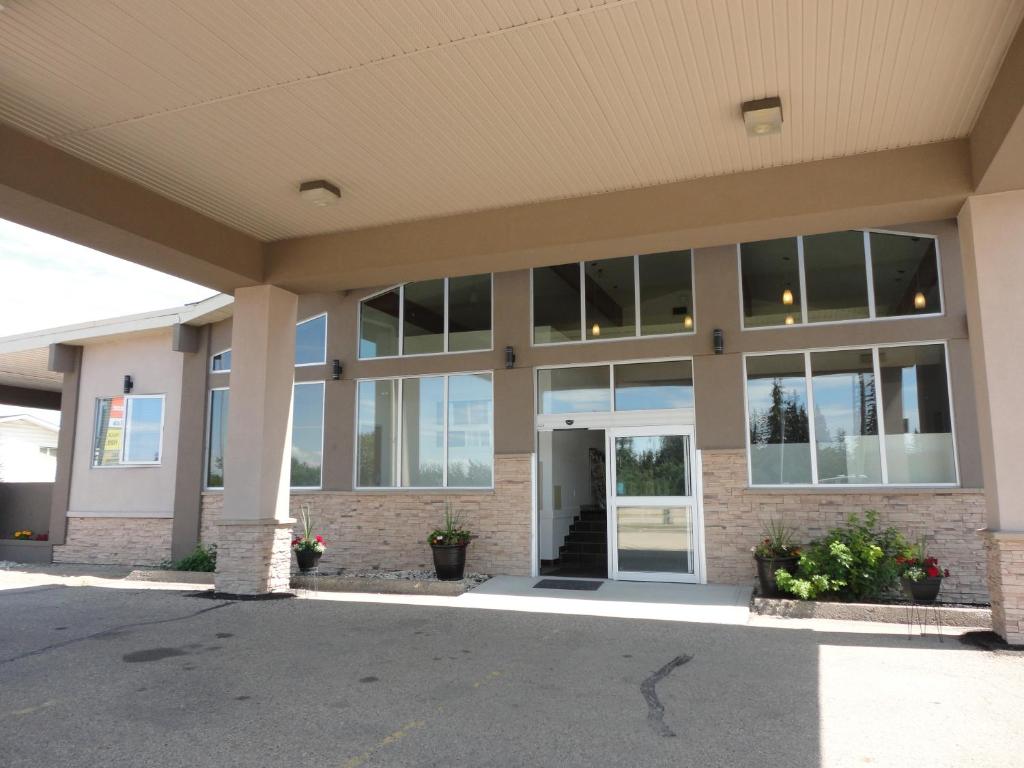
205;388;229;489
738;229;944;329
358;274;493;359
532;251;695;345
39;446;58;458
744;342;959;487
295;314;328;367
291;381;325;489
210;349;232;373
92;394;166;467
355;372;493;489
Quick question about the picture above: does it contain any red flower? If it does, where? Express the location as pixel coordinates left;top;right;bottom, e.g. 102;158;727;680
943;569;950;577
926;565;940;578
315;535;324;544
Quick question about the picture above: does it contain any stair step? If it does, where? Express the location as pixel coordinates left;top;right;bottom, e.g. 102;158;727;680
570;520;605;533
565;531;606;544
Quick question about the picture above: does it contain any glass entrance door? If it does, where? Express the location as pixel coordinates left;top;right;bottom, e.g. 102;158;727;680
607;426;700;583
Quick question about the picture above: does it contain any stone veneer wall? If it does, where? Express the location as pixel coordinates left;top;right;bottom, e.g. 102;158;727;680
702;449;988;603
200;454;533;576
984;534;1024;644
53;517;173;566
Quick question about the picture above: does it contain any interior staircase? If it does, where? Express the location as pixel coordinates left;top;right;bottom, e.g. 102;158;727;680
556;504;607;577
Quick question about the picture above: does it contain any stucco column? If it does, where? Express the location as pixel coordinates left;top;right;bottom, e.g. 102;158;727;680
959;189;1024;644
216;285;297;595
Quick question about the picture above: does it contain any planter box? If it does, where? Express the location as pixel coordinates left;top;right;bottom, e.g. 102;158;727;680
0;539;53;564
752;595;991;628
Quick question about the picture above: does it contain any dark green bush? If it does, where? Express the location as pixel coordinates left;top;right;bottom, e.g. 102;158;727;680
775;511;907;601
165;544;217;572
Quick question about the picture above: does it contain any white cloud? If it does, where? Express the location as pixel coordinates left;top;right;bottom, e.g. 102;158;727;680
0;217;214;336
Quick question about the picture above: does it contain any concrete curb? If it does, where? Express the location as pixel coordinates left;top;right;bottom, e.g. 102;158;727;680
291;574;470;596
126;569;215;585
752;595;992;628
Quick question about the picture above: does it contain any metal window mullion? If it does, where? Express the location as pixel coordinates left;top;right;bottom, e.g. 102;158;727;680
873;347;889;485
443;278;450;354
804;352;819;484
442;375;449;489
121;396;132;464
863;231;877;319
396;378;404;488
579;261;586;340
633;254;641;337
398;285;405;357
796;236;809;324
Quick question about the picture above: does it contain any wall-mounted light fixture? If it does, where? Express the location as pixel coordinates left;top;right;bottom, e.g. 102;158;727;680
713;329;724;355
742;96;783;137
504;346;516;370
123;374;133;394
299;179;341;207
331;359;342;380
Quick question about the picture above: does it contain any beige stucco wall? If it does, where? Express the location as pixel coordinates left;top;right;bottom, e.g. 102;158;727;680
67;329;182;517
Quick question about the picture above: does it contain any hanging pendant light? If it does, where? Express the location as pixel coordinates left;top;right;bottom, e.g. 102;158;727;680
683;314;693;330
914;291;927;310
782;287;794;306
784;314;796;326
591;322;601;337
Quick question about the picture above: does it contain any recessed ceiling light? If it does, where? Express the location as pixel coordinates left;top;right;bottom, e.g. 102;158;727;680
741;97;783;137
299;179;341;206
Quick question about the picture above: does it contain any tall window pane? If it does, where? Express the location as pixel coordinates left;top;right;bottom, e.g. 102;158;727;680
811;349;882;484
211;350;231;372
538;366;611;414
448;374;493;487
124;397;164;463
360;289;400;358
291;382;324;488
357;380;397;487
585;256;635;340
403;279;445;355
92;397;119;467
871;233;941;317
448;274;492;352
615;361;693;411
746;355;812;484
879;344;956;483
740;238;802;327
401;377;444;486
533;264;582;343
639;250;694;335
207;390;228;488
803;232;870;323
295;314;327;365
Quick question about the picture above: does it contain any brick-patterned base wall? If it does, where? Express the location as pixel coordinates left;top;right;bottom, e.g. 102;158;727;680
702;450;988;603
984;533;1024;644
214;521;293;595
53;517;173;566
201;454;533;576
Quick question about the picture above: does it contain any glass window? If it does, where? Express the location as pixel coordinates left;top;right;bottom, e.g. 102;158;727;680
639;250;694;335
871;233;941;317
614;435;690;496
357;380;398;487
533;264;582;343
401;377;445;486
92;395;165;467
447;373;493;487
448;274;492;352
879;344;956;483
811;349;882;484
537;366;611;414
740;238;802;327
211;349;231;372
403;279;445;355
803;231;870;323
614;361;693;411
206;389;228;488
746;354;812;484
359;289;400;359
585;256;635;340
291;382;324;488
295;314;327;366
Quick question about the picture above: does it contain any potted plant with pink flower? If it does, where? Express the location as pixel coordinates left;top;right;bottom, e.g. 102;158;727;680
427;502;471;581
292;504;327;573
897;539;949;603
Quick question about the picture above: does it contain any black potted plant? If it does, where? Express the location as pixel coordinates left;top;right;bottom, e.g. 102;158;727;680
896;540;949;603
752;519;801;597
427;503;471;581
291;504;327;573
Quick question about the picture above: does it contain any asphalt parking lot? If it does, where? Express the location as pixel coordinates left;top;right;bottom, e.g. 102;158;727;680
1;580;1021;768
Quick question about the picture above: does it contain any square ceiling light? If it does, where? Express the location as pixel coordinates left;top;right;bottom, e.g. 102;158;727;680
299;179;341;206
742;97;783;137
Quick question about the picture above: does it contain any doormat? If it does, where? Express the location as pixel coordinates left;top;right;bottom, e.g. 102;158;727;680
533;579;603;591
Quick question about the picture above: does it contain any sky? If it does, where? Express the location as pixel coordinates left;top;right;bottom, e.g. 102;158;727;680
0;217;213;424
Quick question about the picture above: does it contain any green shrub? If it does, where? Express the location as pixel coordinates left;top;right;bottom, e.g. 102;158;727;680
165;544;217;572
775;511;907;602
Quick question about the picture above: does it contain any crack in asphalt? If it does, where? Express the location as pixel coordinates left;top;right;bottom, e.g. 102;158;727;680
0;601;233;666
640;654;692;738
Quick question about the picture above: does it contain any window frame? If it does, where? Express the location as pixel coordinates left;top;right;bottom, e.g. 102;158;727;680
737;229;945;331
742;340;960;489
290;380;326;490
356;275;494;361
352;370;495;491
204;386;229;490
295;312;328;368
530;252;697;347
210;348;232;373
91;393;166;468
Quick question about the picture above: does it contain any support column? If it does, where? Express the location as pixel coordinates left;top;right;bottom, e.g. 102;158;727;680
216;285;297;595
959;189;1024;644
47;343;81;548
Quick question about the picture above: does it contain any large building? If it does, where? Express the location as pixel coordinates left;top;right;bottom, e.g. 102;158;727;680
0;1;1023;643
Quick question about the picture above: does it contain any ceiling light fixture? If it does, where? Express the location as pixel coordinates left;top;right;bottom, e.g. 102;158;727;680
784;315;796;326
914;291;927;310
742;96;783;137
591;322;601;337
299;179;341;206
782;287;794;306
